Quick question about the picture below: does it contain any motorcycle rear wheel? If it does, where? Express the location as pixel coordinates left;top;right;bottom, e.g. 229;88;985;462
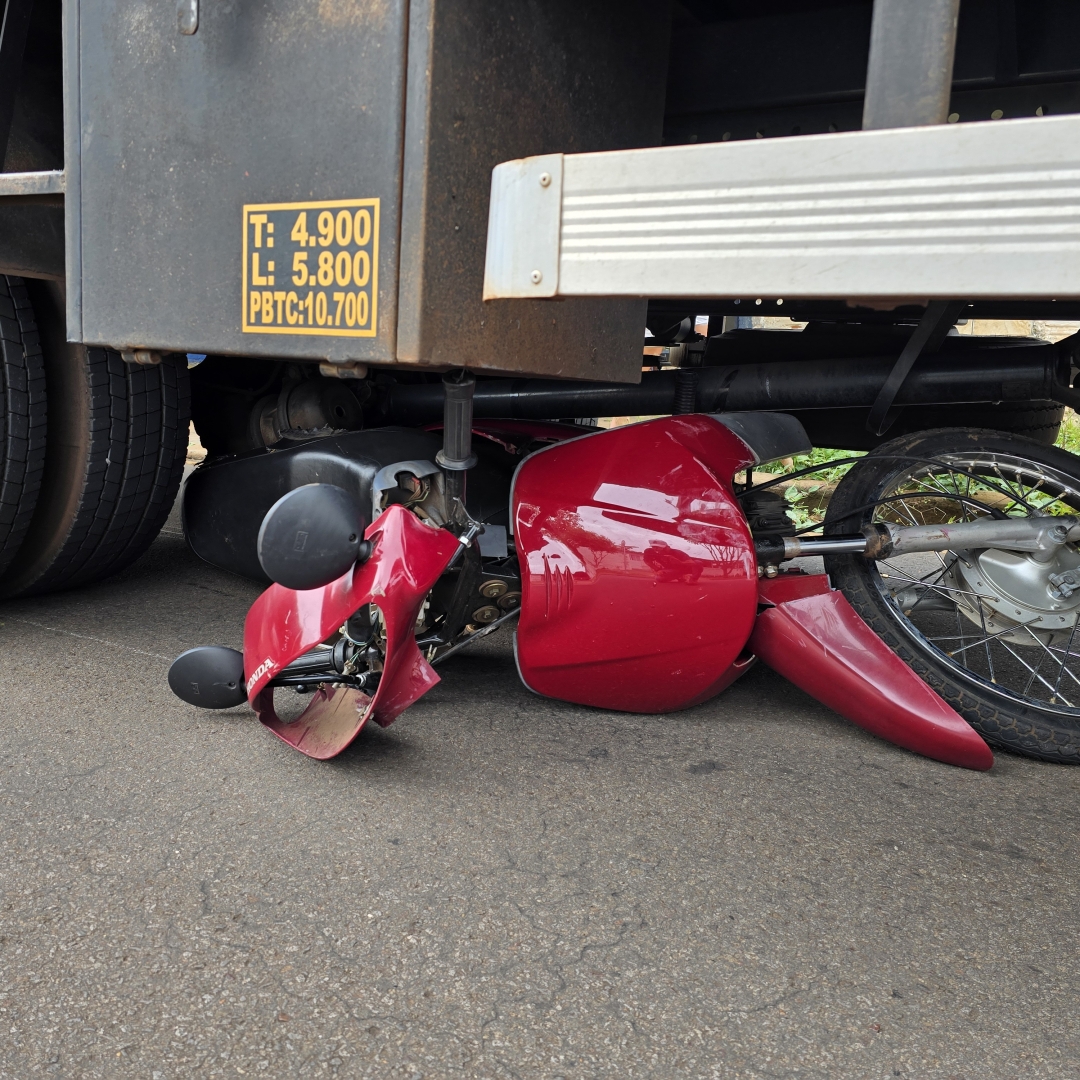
824;429;1080;762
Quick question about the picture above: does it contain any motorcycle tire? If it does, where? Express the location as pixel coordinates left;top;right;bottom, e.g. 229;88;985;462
0;276;47;578
824;428;1080;763
0;283;190;596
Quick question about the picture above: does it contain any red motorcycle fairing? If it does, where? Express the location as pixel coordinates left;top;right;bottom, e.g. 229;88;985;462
243;504;460;760
512;415;759;713
752;573;994;771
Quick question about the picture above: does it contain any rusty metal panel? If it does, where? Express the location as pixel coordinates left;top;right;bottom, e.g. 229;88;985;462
68;0;667;379
396;0;669;382
70;0;409;363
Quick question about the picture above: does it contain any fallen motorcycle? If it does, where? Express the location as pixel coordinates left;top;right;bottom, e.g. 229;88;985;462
170;373;1080;770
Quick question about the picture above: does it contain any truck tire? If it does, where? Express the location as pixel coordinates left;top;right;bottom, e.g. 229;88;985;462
792;401;1065;451
0;276;47;577
824;429;1080;762
0;283;190;596
898;401;1065;445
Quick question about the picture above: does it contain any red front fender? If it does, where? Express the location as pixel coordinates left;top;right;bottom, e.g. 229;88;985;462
751;574;993;771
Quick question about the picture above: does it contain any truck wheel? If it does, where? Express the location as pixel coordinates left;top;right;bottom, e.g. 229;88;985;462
824;429;1080;762
0;277;47;577
792;401;1065;451
0;282;190;596
896;401;1065;446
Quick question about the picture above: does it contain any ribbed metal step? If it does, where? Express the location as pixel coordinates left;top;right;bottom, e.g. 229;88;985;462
483;115;1080;303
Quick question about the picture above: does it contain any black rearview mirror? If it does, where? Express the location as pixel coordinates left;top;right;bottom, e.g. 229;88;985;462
257;483;368;591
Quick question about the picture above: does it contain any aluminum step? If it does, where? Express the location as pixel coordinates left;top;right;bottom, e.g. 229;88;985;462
483;115;1080;303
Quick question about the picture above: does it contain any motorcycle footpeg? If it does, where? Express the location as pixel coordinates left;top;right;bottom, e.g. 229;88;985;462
168;646;247;709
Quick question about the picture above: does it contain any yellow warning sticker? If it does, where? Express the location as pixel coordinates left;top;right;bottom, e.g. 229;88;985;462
242;199;379;337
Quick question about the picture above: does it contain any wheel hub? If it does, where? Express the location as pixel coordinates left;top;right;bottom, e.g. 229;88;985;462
949;544;1080;645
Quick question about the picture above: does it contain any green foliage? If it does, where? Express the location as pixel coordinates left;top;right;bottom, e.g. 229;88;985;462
774;446;864;482
782;485;819;531
1056;408;1080;455
768;448;864;530
757;409;1080;531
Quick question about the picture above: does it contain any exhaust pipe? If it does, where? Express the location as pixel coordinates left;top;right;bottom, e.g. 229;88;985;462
377;343;1070;424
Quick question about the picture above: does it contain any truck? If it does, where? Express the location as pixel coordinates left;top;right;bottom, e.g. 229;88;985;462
5;0;1080;766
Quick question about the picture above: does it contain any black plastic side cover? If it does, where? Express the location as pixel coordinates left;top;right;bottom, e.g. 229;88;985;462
182;428;515;582
711;412;812;465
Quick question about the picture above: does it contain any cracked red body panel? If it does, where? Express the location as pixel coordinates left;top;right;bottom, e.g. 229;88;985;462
243;504;459;760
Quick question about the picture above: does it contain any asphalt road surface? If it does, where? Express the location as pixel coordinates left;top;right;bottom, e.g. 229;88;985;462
2;506;1079;1079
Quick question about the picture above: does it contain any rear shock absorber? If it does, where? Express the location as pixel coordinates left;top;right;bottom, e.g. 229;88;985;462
436;369;478;524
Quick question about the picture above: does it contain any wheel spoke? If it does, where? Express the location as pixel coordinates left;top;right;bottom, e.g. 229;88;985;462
891;497;923;527
998;636;1072;706
953;602;969;671
879;567;991;603
927;624;1022;656
1019;634;1049;697
989;460;1033;510
856;448;1080;718
977;597;996;684
1021;624;1080;698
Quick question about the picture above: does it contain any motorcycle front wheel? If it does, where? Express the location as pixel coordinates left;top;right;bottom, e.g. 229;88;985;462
824;428;1080;762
